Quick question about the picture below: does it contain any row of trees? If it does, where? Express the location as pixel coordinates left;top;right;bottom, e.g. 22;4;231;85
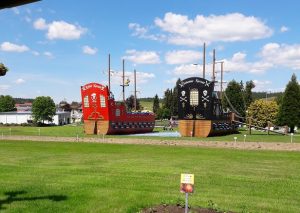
222;80;255;117
152;79;181;119
224;74;300;132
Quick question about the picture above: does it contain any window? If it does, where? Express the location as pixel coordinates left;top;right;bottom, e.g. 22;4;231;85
100;95;106;107
84;96;89;108
190;89;199;106
116;109;120;117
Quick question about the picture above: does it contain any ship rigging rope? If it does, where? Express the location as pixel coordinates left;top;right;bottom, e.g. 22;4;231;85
223;91;245;119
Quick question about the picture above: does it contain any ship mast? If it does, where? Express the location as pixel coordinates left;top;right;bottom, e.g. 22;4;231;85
212;49;216;82
108;54;111;92
134;69;137;111
120;59;129;103
203;42;206;79
122;59;125;102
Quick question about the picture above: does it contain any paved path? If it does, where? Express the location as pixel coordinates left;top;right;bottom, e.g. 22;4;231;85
1;135;300;152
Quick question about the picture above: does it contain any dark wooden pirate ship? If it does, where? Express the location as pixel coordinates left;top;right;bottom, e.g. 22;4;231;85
178;45;237;137
178;77;237;137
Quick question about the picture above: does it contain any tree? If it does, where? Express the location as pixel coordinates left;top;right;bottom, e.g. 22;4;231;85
222;80;245;117
162;89;174;116
157;108;171;119
244;80;255;109
125;95;141;111
0;95;16;112
32;96;56;124
172;78;181;117
277;74;300;132
247;99;279;128
0;63;8;76
152;94;160;114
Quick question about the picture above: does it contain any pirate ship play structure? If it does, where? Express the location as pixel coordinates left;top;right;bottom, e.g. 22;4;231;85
178;77;237;137
81;55;155;135
178;45;238;137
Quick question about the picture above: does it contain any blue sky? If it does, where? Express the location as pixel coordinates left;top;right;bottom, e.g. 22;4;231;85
1;0;300;103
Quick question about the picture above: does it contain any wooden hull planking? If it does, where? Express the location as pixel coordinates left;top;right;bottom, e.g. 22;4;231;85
179;120;237;137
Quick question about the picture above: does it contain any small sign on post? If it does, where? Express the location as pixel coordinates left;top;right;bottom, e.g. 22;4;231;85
180;173;194;213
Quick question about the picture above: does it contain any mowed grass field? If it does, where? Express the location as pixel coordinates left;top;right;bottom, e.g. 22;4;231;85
0;125;300;143
0;141;299;212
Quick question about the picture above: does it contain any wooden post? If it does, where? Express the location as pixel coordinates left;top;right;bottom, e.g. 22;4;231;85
248;117;252;135
284;125;288;135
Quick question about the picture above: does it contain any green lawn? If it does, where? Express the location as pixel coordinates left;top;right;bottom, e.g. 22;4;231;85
0;141;299;212
0;125;85;137
0;125;299;143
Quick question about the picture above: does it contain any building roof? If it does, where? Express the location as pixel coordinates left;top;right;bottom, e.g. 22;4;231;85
0;111;70;115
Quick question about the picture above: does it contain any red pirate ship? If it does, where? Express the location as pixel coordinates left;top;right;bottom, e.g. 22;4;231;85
81;56;155;135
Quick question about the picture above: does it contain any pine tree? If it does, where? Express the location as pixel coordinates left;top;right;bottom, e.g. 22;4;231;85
125;95;141;111
152;94;160;114
172;78;181;117
161;89;173;118
277;74;300;132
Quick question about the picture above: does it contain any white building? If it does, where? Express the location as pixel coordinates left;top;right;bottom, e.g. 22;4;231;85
0;111;71;125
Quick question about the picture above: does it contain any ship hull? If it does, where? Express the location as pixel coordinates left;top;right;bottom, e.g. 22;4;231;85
84;120;155;135
179;120;237;137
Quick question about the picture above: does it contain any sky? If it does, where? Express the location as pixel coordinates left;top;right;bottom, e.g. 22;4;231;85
1;0;300;103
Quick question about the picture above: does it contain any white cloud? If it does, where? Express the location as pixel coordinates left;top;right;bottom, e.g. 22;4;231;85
223;52;273;74
129;23;166;41
34;18;86;40
218;42;300;74
111;71;155;84
34;18;48;30
131;12;273;46
280;26;289;33
165;50;201;64
15;78;25;84
252;80;273;92
43;51;53;58
123;50;160;64
165;77;178;84
32;51;40;56
0;42;29;52
82;45;98;55
173;64;203;76
260;43;300;70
